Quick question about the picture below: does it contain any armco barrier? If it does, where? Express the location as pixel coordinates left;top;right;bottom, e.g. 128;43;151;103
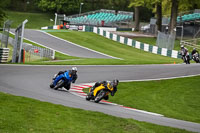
92;27;180;58
0;48;9;63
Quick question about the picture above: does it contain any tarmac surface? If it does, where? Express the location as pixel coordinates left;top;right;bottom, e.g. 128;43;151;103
0;64;200;132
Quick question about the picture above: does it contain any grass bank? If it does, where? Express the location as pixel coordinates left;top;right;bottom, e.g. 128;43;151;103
83;75;200;123
132;37;200;52
0;92;193;133
45;30;182;65
5;11;54;29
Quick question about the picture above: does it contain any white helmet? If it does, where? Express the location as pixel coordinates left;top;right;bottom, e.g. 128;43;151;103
72;67;77;72
181;45;184;48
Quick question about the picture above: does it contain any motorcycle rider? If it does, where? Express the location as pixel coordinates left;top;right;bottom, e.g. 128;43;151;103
191;48;199;62
90;79;119;100
50;67;78;89
180;45;190;64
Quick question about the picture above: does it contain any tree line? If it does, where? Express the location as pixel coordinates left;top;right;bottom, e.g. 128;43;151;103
1;0;200;34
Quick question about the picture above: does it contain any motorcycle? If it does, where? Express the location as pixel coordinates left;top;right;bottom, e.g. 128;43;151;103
192;53;200;63
179;50;190;64
49;72;71;90
86;83;114;103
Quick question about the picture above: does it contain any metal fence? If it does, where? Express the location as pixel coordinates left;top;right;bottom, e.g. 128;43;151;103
12;19;28;63
156;31;176;50
0;20;12;48
1;33;55;63
22;45;55;62
178;22;200;49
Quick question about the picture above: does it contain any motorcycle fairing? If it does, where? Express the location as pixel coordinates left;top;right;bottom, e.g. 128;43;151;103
93;83;114;96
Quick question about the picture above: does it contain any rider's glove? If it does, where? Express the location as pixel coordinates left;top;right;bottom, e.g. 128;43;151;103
111;91;115;96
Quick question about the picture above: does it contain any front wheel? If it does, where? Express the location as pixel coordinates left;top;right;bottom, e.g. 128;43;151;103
86;95;91;101
86;92;93;101
196;57;200;63
50;82;54;88
94;90;106;103
187;58;190;64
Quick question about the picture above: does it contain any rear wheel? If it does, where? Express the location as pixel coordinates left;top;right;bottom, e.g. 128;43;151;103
54;80;64;90
94;90;106;103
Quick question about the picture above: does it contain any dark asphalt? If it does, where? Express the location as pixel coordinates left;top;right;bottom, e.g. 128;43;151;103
0;64;200;132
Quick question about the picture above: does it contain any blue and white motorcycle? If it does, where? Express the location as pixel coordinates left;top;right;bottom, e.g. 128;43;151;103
50;71;75;90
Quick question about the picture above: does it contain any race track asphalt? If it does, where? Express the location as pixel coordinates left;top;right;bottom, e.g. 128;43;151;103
0;64;200;132
10;29;116;59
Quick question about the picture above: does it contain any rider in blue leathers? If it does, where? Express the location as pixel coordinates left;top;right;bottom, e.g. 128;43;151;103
50;67;78;90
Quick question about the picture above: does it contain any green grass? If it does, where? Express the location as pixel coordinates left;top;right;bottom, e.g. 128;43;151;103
84;75;200;123
5;11;54;29
132;37;181;51
45;30;183;65
132;37;200;52
2;30;197;65
0;92;193;133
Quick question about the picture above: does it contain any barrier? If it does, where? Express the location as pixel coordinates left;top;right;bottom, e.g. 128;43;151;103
0;48;9;63
92;27;180;59
0;33;55;62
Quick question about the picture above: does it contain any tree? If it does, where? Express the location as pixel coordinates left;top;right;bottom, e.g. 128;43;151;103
145;0;163;33
178;0;200;13
129;0;145;31
168;0;179;34
155;0;162;32
0;9;5;27
36;0;81;14
0;0;11;27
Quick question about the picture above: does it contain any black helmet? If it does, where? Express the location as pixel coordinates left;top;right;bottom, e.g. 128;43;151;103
112;79;119;87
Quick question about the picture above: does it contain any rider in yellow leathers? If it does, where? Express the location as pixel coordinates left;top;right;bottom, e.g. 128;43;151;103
90;79;119;100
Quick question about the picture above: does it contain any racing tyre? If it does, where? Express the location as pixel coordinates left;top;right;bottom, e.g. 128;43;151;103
86;95;91;101
94;90;106;103
54;80;64;90
196;58;200;63
86;92;93;101
50;82;54;88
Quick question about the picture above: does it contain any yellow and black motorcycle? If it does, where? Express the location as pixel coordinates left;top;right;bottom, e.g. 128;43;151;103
86;82;114;103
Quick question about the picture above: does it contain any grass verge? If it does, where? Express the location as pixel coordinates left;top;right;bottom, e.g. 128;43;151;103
5;11;54;29
45;30;183;65
83;75;200;123
0;92;193;133
132;37;200;52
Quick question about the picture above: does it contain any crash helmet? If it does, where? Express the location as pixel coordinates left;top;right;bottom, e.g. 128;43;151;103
181;45;184;49
72;67;77;74
112;79;119;88
193;48;196;50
